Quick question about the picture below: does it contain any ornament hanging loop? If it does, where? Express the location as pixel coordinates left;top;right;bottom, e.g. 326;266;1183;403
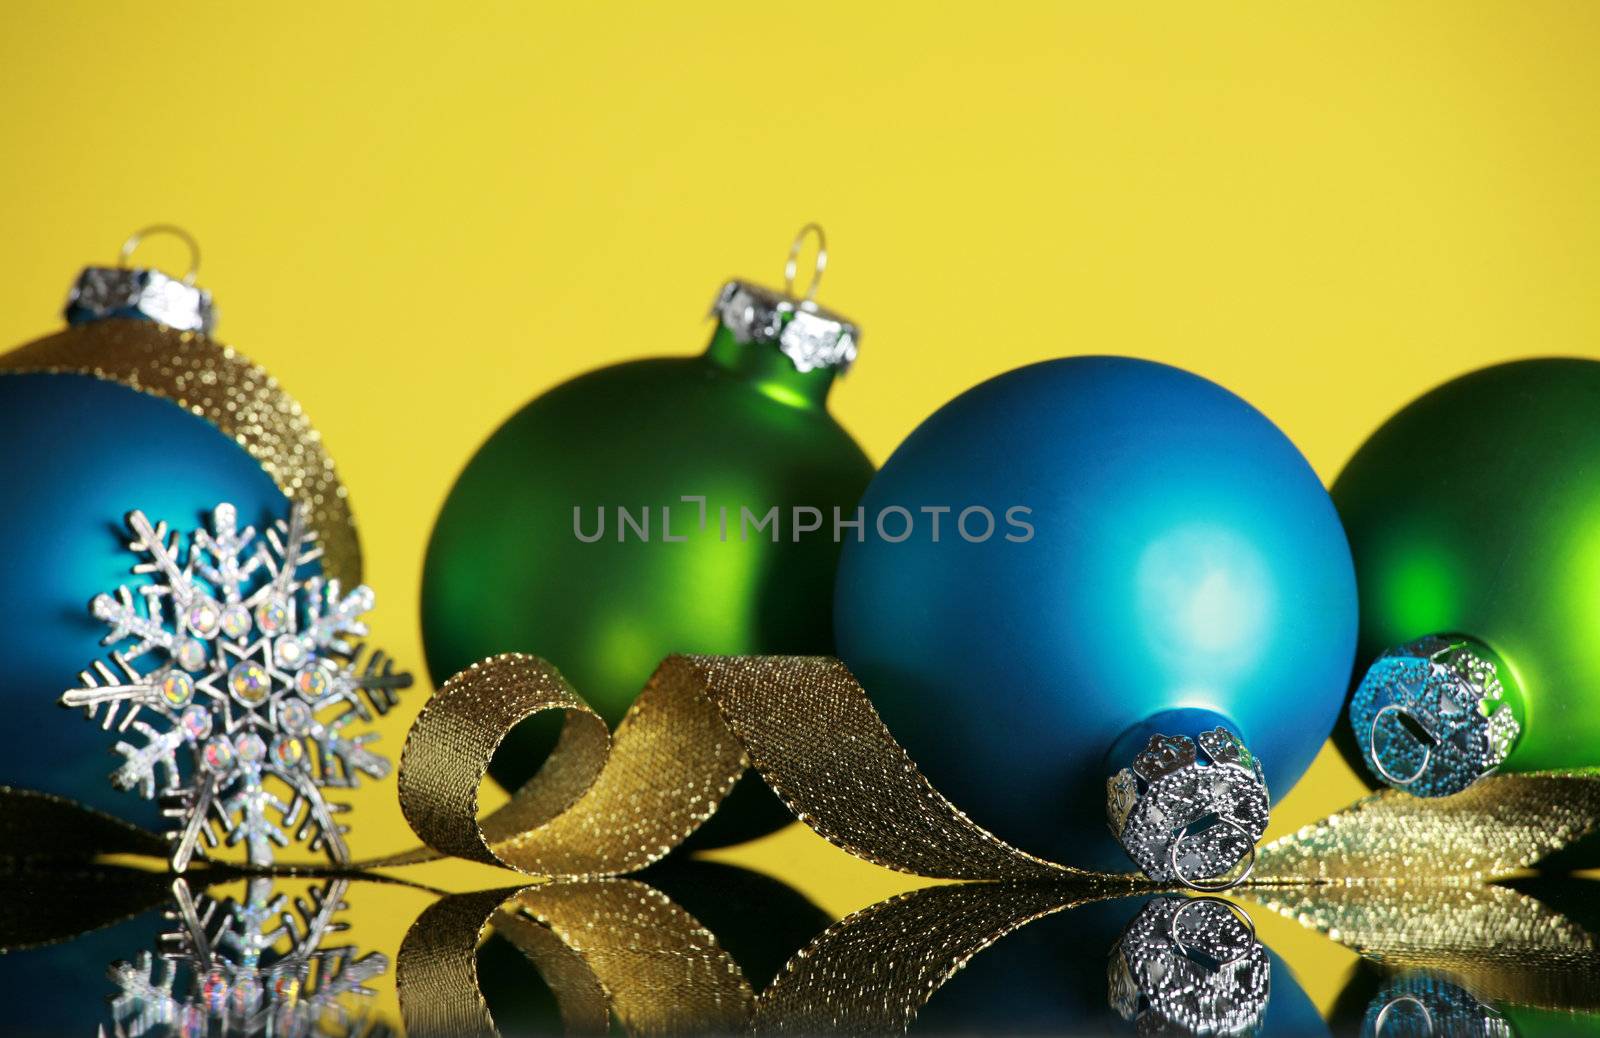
783;222;827;303
120;224;202;287
1168;817;1257;892
1370;703;1433;788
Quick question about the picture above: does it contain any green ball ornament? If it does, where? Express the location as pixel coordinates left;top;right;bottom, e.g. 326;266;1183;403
421;229;873;844
1334;359;1600;796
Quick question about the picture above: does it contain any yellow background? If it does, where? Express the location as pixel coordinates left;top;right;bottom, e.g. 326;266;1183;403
4;0;1598;1015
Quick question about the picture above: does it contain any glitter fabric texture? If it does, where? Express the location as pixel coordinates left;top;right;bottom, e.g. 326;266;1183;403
374;650;1600;1035
1247;883;1600;1011
387;652;1600;889
6;650;1600;1036
1253;772;1600;882
9;648;1598;886
0;318;360;587
385;880;1600;1037
384;878;1600;1035
395;881;752;1037
386;653;1128;883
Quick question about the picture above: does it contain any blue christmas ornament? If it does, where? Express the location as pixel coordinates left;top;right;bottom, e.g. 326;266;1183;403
834;356;1357;885
0;228;358;821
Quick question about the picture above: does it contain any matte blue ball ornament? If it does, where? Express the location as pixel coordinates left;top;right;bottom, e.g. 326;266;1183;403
834;356;1357;886
0;228;357;822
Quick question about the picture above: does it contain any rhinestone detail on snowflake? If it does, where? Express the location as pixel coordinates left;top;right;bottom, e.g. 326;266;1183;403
61;502;411;870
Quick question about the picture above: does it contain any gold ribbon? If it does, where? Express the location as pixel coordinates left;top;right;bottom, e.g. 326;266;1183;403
382;654;1126;882
1254;772;1600;883
0;321;1588;886
0;318;361;586
380;652;1600;886
8;650;1600;1035
7;649;1598;885
376;651;1600;1032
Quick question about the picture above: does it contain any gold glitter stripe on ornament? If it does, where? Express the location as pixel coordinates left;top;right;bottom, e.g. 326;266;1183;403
1247;882;1600;1012
0;319;360;586
1254;773;1600;883
383;653;1124;882
396;881;753;1038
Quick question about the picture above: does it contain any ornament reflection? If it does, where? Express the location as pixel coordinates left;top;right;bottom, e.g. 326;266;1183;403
1362;973;1512;1038
1109;896;1270;1036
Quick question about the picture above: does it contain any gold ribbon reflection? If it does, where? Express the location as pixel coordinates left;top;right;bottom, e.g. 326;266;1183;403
1250;881;1600;1013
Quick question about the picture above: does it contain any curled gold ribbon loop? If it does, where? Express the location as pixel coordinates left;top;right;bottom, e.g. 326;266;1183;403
387;654;749;876
393;655;615;869
379;652;1600;886
7;651;1599;888
0;319;361;586
386;654;1123;883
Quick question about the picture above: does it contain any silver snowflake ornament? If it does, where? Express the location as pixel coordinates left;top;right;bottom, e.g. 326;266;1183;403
62;502;411;870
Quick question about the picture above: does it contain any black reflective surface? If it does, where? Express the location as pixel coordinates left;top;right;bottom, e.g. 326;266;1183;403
1;863;1596;1037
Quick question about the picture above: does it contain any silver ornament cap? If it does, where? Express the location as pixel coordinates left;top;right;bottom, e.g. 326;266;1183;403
1108;896;1270;1035
1349;635;1522;798
711;223;858;374
63;225;217;335
1107;728;1270;889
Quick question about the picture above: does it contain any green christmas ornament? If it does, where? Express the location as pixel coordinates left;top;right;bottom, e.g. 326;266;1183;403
1334;359;1600;797
421;226;874;844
